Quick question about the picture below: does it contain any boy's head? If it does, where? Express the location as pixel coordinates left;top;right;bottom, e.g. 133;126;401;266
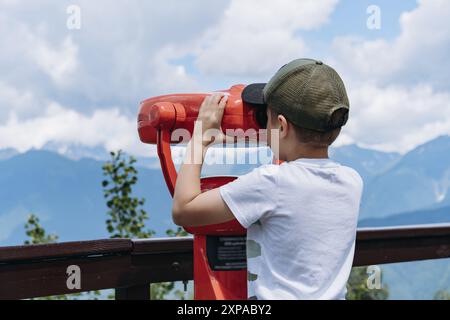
243;58;350;159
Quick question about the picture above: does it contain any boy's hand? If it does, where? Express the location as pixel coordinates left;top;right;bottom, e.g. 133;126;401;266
193;94;229;147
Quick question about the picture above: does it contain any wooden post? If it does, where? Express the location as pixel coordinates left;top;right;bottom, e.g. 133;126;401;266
115;284;151;300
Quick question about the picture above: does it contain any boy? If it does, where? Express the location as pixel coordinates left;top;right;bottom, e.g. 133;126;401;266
172;58;363;300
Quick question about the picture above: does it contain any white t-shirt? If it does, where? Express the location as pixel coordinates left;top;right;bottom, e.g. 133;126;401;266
219;158;363;300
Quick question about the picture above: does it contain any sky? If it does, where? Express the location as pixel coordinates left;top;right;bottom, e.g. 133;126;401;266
0;0;449;157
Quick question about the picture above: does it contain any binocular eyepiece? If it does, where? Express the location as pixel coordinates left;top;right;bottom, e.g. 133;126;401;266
138;84;267;145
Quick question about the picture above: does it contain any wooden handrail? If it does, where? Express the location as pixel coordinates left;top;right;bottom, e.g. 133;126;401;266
354;224;450;266
0;239;132;263
0;224;449;300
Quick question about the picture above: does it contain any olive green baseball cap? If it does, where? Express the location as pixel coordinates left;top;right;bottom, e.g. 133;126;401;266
242;58;350;132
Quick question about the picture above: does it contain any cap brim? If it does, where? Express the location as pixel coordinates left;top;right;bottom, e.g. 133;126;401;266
242;83;267;106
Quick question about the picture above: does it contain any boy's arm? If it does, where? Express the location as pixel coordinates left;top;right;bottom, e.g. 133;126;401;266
172;94;235;227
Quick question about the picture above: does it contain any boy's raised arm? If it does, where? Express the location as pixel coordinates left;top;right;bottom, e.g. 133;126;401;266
172;94;236;227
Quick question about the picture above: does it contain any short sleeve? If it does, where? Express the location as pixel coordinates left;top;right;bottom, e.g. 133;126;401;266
219;164;279;229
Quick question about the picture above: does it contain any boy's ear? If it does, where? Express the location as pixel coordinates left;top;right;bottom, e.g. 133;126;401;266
278;114;289;138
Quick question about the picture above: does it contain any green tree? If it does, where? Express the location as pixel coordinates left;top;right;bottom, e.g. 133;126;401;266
434;290;450;300
102;150;190;300
102;150;155;239
24;214;58;245
346;267;389;300
166;227;189;237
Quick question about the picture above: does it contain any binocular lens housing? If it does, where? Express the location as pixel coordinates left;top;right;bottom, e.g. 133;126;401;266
138;85;267;144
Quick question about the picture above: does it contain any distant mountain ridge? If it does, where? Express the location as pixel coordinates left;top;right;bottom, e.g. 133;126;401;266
0;150;174;246
329;144;401;183
360;135;450;219
359;205;450;227
0;148;19;161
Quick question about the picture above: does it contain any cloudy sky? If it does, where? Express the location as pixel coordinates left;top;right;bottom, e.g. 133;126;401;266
0;0;449;157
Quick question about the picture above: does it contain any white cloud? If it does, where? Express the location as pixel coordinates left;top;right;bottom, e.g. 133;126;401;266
343;83;450;153
0;1;228;113
149;45;201;93
0;12;79;88
32;36;79;86
0;1;229;156
331;0;450;88
194;0;338;77
0;0;20;6
328;0;450;153
0;101;153;157
0;82;39;122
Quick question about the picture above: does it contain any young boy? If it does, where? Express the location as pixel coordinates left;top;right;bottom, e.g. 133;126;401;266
172;58;363;300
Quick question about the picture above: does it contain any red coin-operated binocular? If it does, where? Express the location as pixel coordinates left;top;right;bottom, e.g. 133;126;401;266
138;84;266;300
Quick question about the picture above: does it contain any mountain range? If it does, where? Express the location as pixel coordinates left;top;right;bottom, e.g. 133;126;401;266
359;136;450;220
0;150;173;245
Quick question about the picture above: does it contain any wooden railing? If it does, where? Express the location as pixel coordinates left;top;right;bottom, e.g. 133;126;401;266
1;224;450;300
